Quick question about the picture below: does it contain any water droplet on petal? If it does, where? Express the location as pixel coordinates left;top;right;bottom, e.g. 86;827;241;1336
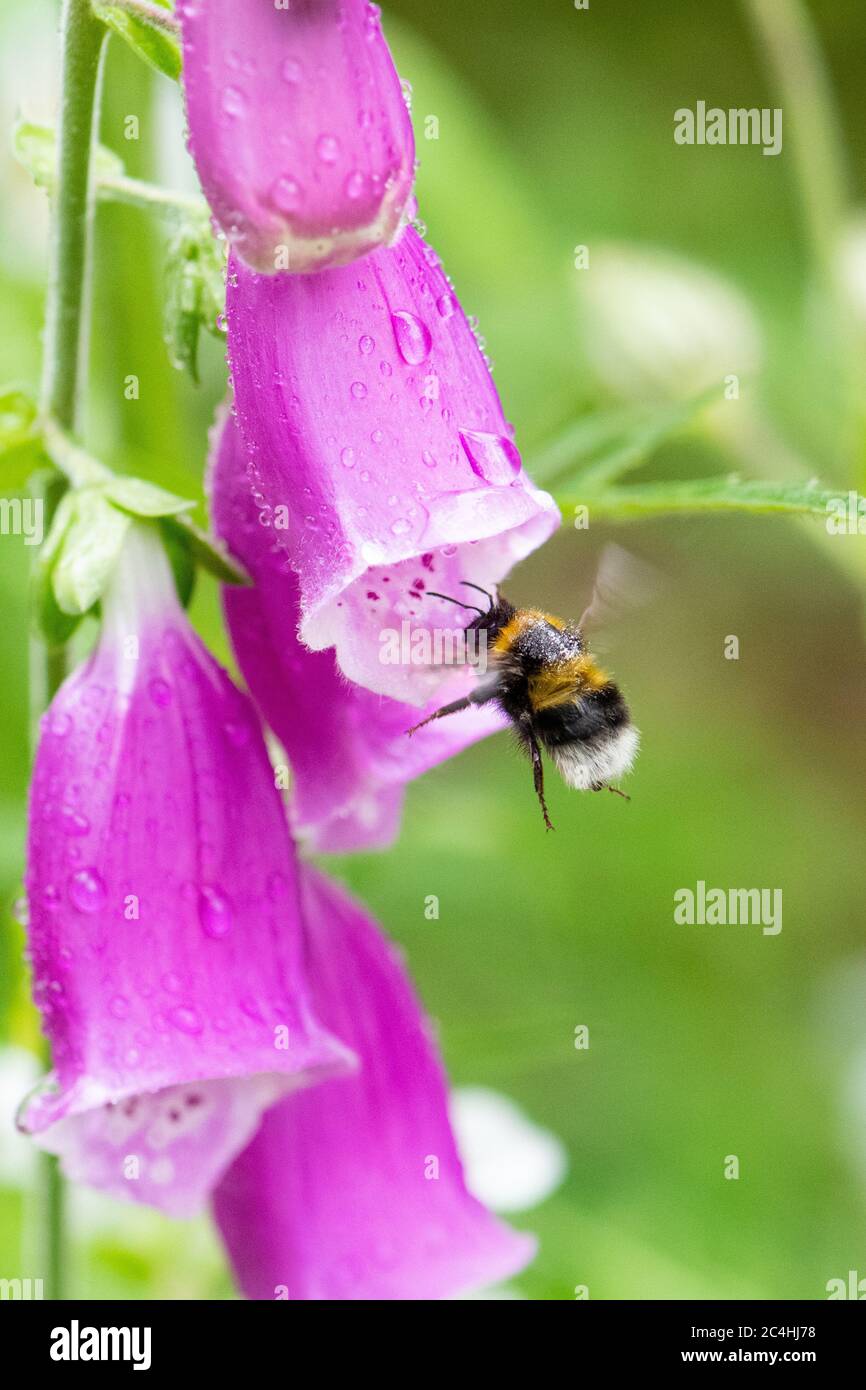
148;677;172;708
270;174;303;213
221;86;248;119
60;806;90;837
436;292;456;319
350;381;368;400
340;446;356;469
316;133;340;164
344;170;366;200
109;994;130;1020
167;1004;203;1035
459;429;522;485
391;310;432;365
223;721;250;747
68;868;106;914
358;334;375;355
198;886;233;939
49;711;72;737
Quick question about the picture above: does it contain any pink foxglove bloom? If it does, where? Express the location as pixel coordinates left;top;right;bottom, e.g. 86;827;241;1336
19;525;351;1217
210;411;505;853
225;227;560;704
178;0;415;273
214;869;536;1299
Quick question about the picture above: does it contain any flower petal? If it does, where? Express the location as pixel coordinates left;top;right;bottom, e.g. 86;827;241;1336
226;227;560;702
178;0;415;273
19;525;352;1215
214;868;536;1299
210;410;505;853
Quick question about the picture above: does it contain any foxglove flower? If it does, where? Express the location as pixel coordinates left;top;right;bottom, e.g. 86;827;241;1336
210;410;505;852
225;227;560;704
214;869;536;1299
178;0;415;273
19;524;351;1217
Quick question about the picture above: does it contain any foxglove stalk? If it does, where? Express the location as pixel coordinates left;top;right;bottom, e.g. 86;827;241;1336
214;869;536;1299
19;524;351;1217
178;0;415;273
210;411;505;852
225;227;560;704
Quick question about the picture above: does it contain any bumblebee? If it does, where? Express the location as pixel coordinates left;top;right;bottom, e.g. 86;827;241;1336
407;557;640;830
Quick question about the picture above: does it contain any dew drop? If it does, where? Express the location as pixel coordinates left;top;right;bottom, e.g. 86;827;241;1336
221;86;248;119
340;446;356;469
436;292;456;319
109;994;130;1020
270;174;303;213
148;677;172;708
459;429;522;485
390;518;410;536
345;170;366;200
68;868;106;914
390;310;432;365
358;334;375;355
199;886;233;939
167;1004;204;1036
60;806;90;837
350;381;368;400
223;720;250;747
316;133;340;164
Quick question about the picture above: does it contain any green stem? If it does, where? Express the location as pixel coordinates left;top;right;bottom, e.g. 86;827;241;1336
743;0;848;279
40;1;108;428
98;172;207;219
33;0;108;1303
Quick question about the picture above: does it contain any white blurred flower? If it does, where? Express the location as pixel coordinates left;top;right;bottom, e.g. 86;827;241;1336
839;215;866;329
577;243;762;403
0;1045;39;1186
451;1085;568;1214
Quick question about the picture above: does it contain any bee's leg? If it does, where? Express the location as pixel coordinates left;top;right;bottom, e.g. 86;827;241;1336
524;724;555;832
406;681;498;737
406;696;473;736
608;785;631;802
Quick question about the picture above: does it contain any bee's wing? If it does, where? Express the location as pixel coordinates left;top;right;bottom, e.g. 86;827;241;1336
578;543;661;638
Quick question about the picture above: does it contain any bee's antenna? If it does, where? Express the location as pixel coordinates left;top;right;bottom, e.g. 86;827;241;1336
425;590;486;618
460;580;495;611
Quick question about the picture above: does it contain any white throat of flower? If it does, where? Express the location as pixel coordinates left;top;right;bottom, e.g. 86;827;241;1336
99;522;181;692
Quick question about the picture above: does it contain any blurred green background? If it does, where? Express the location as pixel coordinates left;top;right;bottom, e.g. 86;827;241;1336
2;0;866;1299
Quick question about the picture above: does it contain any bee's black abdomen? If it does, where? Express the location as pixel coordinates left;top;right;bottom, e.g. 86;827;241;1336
534;682;630;748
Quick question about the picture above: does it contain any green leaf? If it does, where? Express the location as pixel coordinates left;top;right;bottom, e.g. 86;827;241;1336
52;491;131;615
92;3;181;82
556;477;844;521
13;119;124;192
33;491;81;647
157;516;196;608
102;475;196;518
161;513;250;586
532;386;720;492
163;219;227;382
0;386;46;489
